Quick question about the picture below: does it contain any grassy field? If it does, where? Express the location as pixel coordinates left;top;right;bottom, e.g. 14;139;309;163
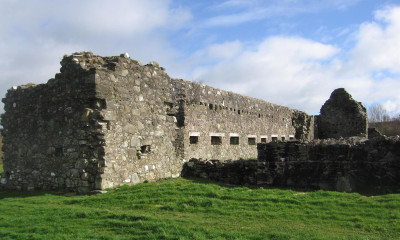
0;178;399;240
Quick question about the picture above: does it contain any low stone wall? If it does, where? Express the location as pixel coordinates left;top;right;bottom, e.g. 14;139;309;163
182;137;400;195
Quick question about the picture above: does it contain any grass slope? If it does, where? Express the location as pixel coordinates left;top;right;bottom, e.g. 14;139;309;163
0;178;399;240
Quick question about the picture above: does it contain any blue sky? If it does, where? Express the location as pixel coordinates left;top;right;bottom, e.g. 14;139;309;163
1;0;400;115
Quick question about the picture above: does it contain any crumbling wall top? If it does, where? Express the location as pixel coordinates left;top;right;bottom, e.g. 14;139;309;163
318;88;368;139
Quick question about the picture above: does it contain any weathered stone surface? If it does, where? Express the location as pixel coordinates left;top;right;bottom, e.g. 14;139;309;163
0;52;371;193
318;88;367;139
368;127;384;139
183;137;400;195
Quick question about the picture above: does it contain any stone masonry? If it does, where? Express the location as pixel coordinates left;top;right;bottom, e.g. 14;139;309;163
1;52;319;192
183;137;400;195
317;88;368;139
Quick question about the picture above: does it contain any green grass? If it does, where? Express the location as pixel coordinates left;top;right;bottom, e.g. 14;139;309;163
0;178;399;240
0;163;3;174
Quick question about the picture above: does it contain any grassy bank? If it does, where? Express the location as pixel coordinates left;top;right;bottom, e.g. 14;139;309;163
0;178;399;240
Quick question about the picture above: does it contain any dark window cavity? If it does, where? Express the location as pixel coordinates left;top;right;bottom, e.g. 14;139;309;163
211;136;222;145
140;145;151;153
230;136;239;145
248;137;256;145
190;136;199;144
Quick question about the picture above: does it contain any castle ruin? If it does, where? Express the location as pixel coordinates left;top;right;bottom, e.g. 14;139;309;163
1;52;370;193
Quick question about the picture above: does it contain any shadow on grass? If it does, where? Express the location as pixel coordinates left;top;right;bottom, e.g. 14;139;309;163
0;189;81;199
180;160;399;196
182;176;321;193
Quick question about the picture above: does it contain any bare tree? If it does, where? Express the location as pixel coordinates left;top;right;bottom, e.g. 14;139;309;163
368;103;391;123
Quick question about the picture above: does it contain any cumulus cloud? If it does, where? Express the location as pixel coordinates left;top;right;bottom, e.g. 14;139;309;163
204;0;361;27
349;6;400;74
191;6;400;115
192;37;341;113
0;0;192;112
1;1;399;118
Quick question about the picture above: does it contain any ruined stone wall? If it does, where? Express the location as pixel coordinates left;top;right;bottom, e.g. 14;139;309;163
183;137;400;195
182;81;313;160
1;52;106;192
1;52;315;192
0;52;186;192
318;88;368;139
93;56;183;189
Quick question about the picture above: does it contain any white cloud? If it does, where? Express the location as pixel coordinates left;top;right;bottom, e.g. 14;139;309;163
191;6;400;115
349;6;400;74
1;1;399;118
0;0;192;112
203;0;362;27
192;37;342;113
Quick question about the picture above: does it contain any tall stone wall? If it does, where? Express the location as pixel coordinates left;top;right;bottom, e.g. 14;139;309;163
182;80;313;160
91;55;183;189
1;52;106;192
318;88;368;139
183;137;400;195
0;52;314;192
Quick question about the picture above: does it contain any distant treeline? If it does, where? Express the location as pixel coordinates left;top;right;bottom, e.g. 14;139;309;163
370;119;400;136
368;103;400;136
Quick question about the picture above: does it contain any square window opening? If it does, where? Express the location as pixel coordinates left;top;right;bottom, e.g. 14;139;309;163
230;136;239;145
190;136;199;144
248;137;256;145
261;138;267;143
272;137;278;142
211;136;222;145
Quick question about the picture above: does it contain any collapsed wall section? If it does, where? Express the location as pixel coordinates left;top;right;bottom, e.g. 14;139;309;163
183;137;400;195
1;52;106;192
181;80;314;160
318;88;368;139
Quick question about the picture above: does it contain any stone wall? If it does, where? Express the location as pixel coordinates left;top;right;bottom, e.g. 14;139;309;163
182;80;313;160
1;52;105;192
182;137;400;195
318;88;368;139
1;52;315;192
92;55;183;189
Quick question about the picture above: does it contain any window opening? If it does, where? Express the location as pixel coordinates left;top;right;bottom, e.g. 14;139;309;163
248;137;256;145
140;145;151;154
211;136;222;145
261;138;267;143
190;136;199;144
272;137;278;142
230;136;239;145
281;137;286;141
